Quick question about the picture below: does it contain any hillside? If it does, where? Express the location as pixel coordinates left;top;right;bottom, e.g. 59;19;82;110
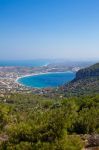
76;63;99;80
0;93;99;149
0;64;99;149
59;63;99;96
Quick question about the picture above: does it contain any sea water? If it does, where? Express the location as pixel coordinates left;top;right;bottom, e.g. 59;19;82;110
0;60;49;67
18;72;75;88
0;60;75;88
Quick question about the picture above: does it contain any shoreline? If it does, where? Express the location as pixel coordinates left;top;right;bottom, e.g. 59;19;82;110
15;71;74;88
15;72;49;88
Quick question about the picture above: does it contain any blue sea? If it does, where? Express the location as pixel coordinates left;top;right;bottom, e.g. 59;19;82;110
18;72;75;88
0;60;75;88
0;60;50;67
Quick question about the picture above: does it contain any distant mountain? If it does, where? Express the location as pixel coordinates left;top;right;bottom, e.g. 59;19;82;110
59;63;99;96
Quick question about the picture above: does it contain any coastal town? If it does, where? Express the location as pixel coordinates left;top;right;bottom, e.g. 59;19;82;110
0;64;81;95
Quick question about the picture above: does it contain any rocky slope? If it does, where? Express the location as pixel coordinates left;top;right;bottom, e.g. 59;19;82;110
76;63;99;80
59;63;99;96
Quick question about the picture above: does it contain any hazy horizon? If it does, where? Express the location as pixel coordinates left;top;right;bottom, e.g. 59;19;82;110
0;57;99;62
0;0;99;60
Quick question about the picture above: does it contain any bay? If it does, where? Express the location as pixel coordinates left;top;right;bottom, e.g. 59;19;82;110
18;72;75;88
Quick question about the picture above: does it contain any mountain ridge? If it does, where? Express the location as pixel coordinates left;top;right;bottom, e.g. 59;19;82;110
75;63;99;80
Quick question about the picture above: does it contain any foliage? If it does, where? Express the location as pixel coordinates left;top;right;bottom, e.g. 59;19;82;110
0;93;99;149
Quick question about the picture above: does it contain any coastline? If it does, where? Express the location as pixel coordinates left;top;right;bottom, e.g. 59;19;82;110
15;71;74;88
15;72;52;88
16;72;49;83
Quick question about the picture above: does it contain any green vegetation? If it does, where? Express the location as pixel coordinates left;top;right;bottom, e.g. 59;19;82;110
59;77;99;97
0;63;99;149
57;63;99;96
0;93;99;149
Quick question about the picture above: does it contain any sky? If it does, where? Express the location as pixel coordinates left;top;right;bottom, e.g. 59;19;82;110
0;0;99;60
